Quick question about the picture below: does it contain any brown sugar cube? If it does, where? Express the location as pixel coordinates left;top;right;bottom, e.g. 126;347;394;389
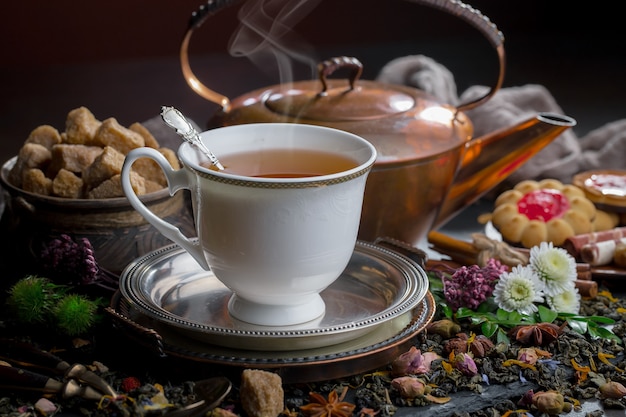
142;178;164;194
25;125;62;150
21;168;53;196
65;106;102;145
93;118;144;154
16;142;52;169
159;147;180;169
129;122;159;149
130;157;165;186
239;369;284;417
48;144;103;176
127;147;179;187
52;168;84;198
8;143;52;187
83;146;125;190
88;173;145;198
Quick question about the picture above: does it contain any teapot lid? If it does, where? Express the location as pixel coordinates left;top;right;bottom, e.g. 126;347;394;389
220;57;474;164
265;56;418;122
264;81;417;122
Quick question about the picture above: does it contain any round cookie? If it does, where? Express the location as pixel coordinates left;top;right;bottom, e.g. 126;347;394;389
489;179;604;248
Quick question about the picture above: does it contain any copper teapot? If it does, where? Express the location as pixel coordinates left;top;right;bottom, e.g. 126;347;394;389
179;0;576;247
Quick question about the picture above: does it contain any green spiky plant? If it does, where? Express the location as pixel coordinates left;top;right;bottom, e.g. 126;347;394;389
6;275;67;324
7;275;102;336
54;294;100;336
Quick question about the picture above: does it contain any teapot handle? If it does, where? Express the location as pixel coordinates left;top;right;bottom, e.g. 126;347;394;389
405;0;505;112
180;0;243;113
318;56;363;94
180;0;505;113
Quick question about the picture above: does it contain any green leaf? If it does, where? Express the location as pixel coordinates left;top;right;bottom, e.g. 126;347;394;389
428;274;445;292
567;319;587;334
507;310;524;323
477;298;497;313
481;321;499;338
495;308;509;320
496;328;511;345
440;304;454;320
585;315;616;325
588;326;622;343
455;307;476;319
537;305;558;323
469;316;487;325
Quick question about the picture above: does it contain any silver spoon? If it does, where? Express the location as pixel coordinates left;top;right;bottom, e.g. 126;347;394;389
164;377;232;417
160;105;225;171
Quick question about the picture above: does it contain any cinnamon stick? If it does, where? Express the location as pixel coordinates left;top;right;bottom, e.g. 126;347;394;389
427;230;478;264
576;263;592;280
575;279;597;298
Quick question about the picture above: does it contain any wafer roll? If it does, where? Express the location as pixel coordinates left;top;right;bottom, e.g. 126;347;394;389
562;227;626;259
580;237;626;266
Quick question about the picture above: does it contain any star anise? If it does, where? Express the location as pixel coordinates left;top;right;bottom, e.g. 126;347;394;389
300;386;356;417
509;322;565;346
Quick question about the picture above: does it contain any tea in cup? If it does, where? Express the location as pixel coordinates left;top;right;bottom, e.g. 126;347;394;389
121;123;376;326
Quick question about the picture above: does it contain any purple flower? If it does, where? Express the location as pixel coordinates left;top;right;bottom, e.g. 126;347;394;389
40;234;99;286
39;235;119;292
442;259;506;311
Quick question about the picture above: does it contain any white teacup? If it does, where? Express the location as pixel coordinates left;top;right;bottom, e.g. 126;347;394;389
121;123;376;326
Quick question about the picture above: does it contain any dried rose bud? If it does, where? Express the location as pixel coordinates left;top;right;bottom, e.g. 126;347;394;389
517;347;540;365
391;376;426;398
532;391;565;415
426;319;461;339
391;346;438;376
422;352;441;370
444;333;469;355
468;335;495;358
599;381;626;399
453;352;478;377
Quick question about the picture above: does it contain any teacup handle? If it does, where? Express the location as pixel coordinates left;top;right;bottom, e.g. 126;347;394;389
121;148;210;270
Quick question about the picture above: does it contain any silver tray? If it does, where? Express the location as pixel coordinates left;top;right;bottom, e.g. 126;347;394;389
119;240;430;351
108;290;435;383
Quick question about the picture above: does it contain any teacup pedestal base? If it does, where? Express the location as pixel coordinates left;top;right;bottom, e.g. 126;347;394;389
227;293;325;327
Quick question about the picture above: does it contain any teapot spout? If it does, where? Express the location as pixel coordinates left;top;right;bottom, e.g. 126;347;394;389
434;112;576;228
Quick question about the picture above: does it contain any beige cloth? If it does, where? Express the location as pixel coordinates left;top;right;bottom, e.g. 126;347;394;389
376;55;626;186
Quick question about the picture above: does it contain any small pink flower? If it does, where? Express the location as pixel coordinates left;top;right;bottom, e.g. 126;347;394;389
391;376;426;398
422;352;441;370
599;381;626;399
532;391;565;415
517;347;539;365
391;346;439;376
453;352;478;376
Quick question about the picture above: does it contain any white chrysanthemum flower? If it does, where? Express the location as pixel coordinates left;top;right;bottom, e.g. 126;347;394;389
546;284;581;314
529;241;577;296
493;265;544;315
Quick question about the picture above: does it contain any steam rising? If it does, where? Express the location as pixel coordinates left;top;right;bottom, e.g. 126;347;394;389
228;0;323;82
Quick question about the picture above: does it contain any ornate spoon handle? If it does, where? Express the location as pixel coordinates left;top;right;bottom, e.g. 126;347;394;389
160;106;224;170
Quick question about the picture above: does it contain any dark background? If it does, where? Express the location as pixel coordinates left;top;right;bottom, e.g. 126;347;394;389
1;0;625;163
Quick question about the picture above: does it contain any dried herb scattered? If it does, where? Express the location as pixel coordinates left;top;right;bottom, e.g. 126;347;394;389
300;386;356;417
